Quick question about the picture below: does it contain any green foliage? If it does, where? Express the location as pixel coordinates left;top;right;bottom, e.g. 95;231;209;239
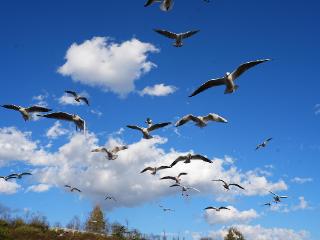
224;227;245;240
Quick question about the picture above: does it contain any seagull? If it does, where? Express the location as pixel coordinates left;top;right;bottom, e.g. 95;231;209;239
65;90;89;106
2;104;52;121
170;153;212;167
170;183;200;196
144;0;174;11
175;113;228;128
105;195;116;201
6;172;32;179
91;145;128;160
189;59;271;97
0;175;18;181
159;205;174;212
204;206;231;211
160;172;188;184
65;185;82;193
127;118;171;139
262;202;272;207
269;191;288;203
38;112;86;131
256;138;272;150
140;166;171;175
154;29;199;47
212;179;245;191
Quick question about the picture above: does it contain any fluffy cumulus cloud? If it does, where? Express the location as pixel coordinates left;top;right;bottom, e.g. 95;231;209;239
0;180;20;194
0;127;288;209
293;196;309;211
46;121;69;139
204;206;259;225
26;184;51;193
58;37;159;97
139;84;177;97
208;225;309;240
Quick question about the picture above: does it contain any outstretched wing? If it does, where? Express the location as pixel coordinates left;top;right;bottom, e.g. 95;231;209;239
127;125;143;132
64;185;71;188
72;188;81;192
26;106;52;113
79;97;89;106
187;186;200;192
39;112;74;122
140;167;154;173
65;90;78;97
269;191;278;196
191;154;212;163
144;0;158;7
175;115;200;127
229;183;245;190
181;30;200;39
148;122;171;132
157;165;171;171
91;147;108;153
160;176;176;181
111;145;128;154
178;172;188;178
169;184;181;188
2;104;21;111
219;207;231;210
204;206;217;210
230;59;271;81
20;172;32;177
203;113;228;123
154;29;177;39
170;156;187;167
212;179;228;185
265;137;273;142
189;78;226;97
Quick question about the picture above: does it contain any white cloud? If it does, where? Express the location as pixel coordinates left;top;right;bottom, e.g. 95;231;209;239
208;225;309;240
46;121;69;139
32;93;49;107
26;184;51;193
139;84;177;97
0;180;20;194
291;177;313;184
58;37;159;97
293;196;309;211
205;206;259;225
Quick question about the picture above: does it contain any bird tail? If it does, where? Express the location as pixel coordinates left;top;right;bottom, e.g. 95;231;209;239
160;1;173;11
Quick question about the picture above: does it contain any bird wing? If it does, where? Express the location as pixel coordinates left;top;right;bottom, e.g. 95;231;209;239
175;115;200;127
79;97;89;105
2;104;21;111
25;106;52;113
20;172;32;177
64;185;71;188
229;183;245;190
191;154;212;163
269;191;278;196
204;206;217;210
160;176;176;181
187;186;200;192
148;122;171;132
154;29;177;39
127;125;144;132
91;147;108;153
219;207;231;210
178;172;188;178
266;137;273;142
180;30;200;39
111;145;128;154
203;113;228;123
72;188;81;192
189;78;226;97
280;196;288;199
144;0;158;7
170;156;187;167
229;59;271;81
140;167;154;173
157;165;171;171
6;174;18;178
169;184;181;188
212;179;228;185
38;112;74;122
65;90;78;97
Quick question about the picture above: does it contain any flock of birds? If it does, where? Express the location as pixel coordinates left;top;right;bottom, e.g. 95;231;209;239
0;1;289;218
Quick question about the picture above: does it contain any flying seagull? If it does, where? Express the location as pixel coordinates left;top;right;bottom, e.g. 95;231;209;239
175;113;228;128
65;185;82;193
204;206;231;211
144;0;174;11
159;205;174;212
212;179;245;191
154;29;199;47
0;175;19;181
256;138;272;150
170;183;200;197
140;165;171;175
170;153;212;167
262;202;272;207
38;112;86;131
189;59;271;97
2;104;52;121
91;145;128;160
127;118;171;139
269;191;288;203
160;172;188;184
6;172;32;179
65;90;89;106
105;195;116;201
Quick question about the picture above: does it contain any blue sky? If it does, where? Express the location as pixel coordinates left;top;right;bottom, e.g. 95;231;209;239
0;0;319;239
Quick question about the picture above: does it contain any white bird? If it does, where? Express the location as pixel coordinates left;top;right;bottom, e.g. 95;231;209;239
204;206;231;211
65;90;89;105
160;172;188;184
154;29;199;47
2;104;52;121
144;0;174;11
170;153;212;167
140;165;171;175
212;179;245;191
127;118;171;139
189;59;271;97
175;113;228;128
65;185;81;193
256;138;272;150
269;191;288;203
38;112;86;132
91;145;128;160
170;183;200;197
